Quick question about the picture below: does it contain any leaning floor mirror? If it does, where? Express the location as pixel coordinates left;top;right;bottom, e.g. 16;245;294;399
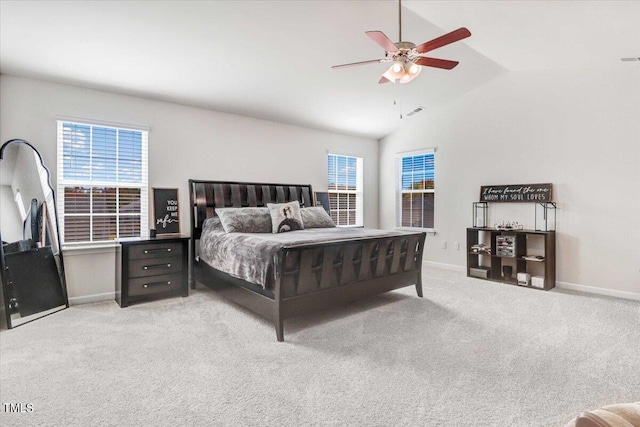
0;139;69;329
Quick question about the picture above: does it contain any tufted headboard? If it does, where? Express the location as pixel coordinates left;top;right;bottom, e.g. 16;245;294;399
188;179;314;240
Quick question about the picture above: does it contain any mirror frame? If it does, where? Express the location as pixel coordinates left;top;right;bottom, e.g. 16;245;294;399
0;139;69;329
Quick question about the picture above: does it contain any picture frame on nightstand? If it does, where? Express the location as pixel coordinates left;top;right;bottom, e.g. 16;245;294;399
152;187;180;236
314;191;330;214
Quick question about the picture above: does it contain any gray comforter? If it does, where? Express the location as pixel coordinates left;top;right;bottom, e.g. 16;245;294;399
199;224;408;289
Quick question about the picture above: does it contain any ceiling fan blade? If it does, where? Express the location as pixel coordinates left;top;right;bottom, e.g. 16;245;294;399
331;59;384;69
365;30;398;52
415;57;459;70
415;27;471;54
378;75;391;84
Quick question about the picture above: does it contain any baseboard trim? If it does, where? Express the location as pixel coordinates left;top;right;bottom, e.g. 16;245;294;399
424;261;640;301
423;261;465;272
556;281;640;301
69;292;115;306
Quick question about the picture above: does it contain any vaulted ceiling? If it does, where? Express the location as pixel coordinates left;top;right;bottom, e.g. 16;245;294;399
1;1;638;139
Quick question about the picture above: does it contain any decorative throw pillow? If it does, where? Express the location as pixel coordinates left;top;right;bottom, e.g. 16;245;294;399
216;207;272;233
300;207;336;228
267;201;304;234
202;216;225;232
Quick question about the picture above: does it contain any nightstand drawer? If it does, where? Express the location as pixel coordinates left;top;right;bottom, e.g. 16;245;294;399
128;256;182;278
127;273;183;296
128;242;182;260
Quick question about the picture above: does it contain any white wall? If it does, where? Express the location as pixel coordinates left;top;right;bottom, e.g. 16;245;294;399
0;143;46;243
380;66;640;298
0;185;22;243
0;75;379;303
13;142;44;218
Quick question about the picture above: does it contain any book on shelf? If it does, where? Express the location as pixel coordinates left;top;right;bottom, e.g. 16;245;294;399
470;243;491;254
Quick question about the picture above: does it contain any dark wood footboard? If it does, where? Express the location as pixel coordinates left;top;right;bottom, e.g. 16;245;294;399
273;233;426;340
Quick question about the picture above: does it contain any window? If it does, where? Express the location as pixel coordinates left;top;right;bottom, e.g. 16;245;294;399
57;120;148;244
327;154;363;227
397;150;435;229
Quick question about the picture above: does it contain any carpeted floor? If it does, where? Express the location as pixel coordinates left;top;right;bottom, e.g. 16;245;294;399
1;266;638;427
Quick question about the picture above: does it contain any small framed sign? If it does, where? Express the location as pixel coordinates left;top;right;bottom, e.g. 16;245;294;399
314;192;330;214
479;183;552;203
152;188;180;235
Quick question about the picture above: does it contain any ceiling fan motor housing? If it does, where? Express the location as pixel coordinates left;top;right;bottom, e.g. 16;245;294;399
387;41;420;65
394;41;416;51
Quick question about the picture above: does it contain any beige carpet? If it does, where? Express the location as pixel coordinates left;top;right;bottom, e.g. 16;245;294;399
1;266;639;427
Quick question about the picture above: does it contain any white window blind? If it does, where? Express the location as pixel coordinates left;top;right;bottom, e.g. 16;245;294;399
57;120;148;244
396;149;435;230
327;154;363;227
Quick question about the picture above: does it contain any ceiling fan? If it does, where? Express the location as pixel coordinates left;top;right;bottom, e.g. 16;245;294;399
331;0;471;85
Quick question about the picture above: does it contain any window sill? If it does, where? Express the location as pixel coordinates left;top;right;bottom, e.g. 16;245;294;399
395;227;436;235
62;241;118;255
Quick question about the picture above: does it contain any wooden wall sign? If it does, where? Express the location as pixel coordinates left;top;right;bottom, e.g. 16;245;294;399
479;183;552;203
152;188;180;235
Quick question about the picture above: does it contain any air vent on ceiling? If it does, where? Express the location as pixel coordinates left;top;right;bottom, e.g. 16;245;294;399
620;57;639;62
406;106;425;117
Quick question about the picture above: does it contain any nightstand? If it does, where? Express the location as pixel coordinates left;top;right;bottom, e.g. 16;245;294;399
115;235;190;307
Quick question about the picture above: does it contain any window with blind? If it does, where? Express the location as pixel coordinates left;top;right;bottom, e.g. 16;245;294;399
57;120;148;244
397;150;435;230
327;154;363;227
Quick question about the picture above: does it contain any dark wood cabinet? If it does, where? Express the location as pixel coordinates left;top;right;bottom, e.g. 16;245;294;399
116;236;189;307
466;228;555;290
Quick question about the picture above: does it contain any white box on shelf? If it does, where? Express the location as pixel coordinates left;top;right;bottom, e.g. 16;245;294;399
517;272;531;286
469;266;490;279
531;276;545;289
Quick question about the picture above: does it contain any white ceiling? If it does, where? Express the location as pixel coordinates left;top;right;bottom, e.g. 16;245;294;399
1;1;638;139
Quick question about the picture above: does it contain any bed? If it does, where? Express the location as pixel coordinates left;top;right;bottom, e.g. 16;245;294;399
189;179;426;341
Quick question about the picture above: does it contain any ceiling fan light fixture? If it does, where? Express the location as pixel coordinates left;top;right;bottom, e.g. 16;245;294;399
397;61;421;84
384;62;406;81
381;68;395;83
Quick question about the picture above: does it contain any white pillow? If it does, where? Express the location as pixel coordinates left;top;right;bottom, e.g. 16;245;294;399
266;201;304;234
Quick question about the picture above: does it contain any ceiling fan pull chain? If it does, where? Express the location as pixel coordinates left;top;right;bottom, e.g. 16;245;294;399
393;80;398;106
399;83;403;119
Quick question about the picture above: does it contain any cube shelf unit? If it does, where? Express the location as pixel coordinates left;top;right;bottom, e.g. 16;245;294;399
466;227;556;290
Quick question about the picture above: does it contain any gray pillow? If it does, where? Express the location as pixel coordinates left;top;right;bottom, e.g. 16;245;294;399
301;207;335;228
216;207;272;233
267;201;304;234
202;216;225;232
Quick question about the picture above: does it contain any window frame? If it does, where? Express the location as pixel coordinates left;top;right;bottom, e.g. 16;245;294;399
395;148;436;232
56;118;149;247
327;153;364;227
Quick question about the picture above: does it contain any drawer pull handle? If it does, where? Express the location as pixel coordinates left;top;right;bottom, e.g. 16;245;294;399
143;281;171;288
144;248;172;254
143;263;171;270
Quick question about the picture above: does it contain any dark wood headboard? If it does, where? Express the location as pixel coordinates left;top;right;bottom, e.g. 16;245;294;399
188;180;314;240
